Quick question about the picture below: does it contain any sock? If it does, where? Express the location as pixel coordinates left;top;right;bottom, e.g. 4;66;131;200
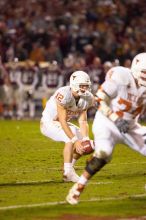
72;158;77;166
64;163;72;174
78;175;88;185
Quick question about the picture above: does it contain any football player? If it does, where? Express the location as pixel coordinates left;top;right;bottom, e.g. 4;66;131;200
40;71;95;183
41;60;63;100
18;60;38;119
0;56;8;118
66;52;146;204
5;60;22;119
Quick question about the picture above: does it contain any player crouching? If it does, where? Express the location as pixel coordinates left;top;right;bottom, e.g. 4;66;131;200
40;71;95;183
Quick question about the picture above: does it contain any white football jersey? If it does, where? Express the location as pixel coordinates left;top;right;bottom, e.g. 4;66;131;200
41;86;93;122
101;66;146;120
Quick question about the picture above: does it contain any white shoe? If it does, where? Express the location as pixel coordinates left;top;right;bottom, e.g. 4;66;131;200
63;168;80;183
66;183;84;205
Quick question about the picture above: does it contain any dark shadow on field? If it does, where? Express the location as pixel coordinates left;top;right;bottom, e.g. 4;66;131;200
1;170;146;187
99;171;146;180
0;180;64;187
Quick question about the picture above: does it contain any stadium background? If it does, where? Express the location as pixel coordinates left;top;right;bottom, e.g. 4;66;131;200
0;1;146;219
0;0;146;120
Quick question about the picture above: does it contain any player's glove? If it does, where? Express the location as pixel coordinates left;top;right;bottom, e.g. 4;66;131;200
115;118;130;133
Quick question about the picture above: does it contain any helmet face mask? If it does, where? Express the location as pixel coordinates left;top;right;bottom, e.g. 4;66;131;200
70;71;91;96
131;52;146;87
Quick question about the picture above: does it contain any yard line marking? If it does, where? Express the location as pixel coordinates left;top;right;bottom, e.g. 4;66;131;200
0;193;146;211
0;201;66;210
88;181;113;185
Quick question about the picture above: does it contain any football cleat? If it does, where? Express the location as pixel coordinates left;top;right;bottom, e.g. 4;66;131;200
66;183;84;205
63;168;80;183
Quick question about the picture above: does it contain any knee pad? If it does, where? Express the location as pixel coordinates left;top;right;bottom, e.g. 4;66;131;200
94;150;110;159
85;156;107;176
93;150;112;162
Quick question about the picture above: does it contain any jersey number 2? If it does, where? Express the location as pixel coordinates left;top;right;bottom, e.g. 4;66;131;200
56;93;64;102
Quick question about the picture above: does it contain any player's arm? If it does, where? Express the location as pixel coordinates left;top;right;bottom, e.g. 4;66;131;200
57;103;84;154
78;110;89;140
97;83;130;133
57;103;77;141
96;83;119;122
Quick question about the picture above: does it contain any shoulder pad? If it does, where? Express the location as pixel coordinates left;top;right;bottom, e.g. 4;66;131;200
106;66;131;86
54;86;72;105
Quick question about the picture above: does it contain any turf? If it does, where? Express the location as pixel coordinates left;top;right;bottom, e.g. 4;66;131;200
0;120;146;220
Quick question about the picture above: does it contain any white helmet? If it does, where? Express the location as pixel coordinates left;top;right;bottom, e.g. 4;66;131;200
131;52;146;87
70;71;91;96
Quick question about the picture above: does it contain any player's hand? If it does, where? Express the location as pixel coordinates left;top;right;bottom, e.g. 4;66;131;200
74;140;85;155
115;118;130;133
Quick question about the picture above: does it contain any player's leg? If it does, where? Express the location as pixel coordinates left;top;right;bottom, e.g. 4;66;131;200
72;152;81;166
17;88;25;119
0;86;6;118
63;141;80;183
4;85;14;118
66;140;112;204
66;112;117;204
29;97;35;118
40;121;81;182
69;123;83;165
66;155;108;204
124;124;146;156
63;124;83;182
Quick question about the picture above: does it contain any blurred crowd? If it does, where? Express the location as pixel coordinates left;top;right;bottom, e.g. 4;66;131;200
0;56;116;119
0;0;146;120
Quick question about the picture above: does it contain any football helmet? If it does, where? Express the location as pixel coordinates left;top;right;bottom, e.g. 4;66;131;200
70;71;91;96
131;52;146;87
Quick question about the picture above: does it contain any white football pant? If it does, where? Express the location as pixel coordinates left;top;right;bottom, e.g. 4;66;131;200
40;120;82;143
92;111;146;159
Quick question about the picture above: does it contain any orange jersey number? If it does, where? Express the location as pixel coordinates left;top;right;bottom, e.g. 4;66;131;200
117;98;143;117
118;98;132;112
55;93;64;102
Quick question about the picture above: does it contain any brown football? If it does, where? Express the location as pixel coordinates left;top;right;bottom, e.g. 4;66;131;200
82;140;94;155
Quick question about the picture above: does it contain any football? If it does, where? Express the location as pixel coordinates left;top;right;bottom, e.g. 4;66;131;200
81;140;94;155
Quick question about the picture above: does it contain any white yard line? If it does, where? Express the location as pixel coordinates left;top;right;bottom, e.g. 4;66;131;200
0;193;146;211
88;181;113;185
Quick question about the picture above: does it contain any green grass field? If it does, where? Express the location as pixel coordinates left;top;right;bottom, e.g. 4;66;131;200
0;120;146;220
